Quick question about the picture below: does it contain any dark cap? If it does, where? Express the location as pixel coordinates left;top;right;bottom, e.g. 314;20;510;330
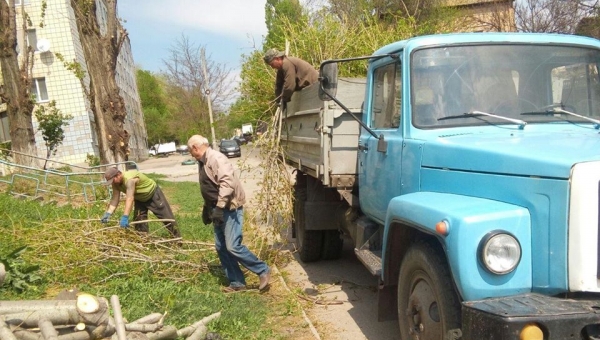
263;48;284;64
103;167;120;185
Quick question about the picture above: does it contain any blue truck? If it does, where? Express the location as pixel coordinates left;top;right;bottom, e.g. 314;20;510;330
281;32;600;339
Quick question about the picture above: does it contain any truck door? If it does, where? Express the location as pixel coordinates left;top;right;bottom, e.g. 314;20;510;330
358;59;403;222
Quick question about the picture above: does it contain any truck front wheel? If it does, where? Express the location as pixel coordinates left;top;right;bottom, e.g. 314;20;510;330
398;240;461;340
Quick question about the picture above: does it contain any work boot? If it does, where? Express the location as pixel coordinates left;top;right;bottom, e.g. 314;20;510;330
221;285;247;293
259;269;271;291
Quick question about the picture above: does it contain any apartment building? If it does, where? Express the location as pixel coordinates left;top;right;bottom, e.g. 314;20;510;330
0;0;148;164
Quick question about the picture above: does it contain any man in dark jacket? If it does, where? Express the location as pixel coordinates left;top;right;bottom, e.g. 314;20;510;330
187;134;271;292
264;48;319;103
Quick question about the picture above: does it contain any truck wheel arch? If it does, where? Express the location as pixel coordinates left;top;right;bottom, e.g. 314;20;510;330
378;221;457;321
382;221;448;287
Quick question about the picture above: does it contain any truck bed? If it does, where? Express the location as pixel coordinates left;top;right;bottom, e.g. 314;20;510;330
281;78;366;187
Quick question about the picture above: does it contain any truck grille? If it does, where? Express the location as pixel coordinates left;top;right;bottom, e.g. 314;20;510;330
569;162;600;292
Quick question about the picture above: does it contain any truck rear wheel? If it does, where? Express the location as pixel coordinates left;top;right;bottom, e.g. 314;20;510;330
321;230;343;260
294;171;323;262
398;240;461;340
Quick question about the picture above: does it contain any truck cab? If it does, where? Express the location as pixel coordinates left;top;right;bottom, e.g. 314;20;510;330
282;33;600;339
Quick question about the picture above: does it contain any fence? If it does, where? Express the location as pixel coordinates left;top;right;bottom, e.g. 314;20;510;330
0;148;137;204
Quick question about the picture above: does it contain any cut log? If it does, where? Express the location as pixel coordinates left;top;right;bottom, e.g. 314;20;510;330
56;332;90;340
14;328;90;340
76;294;99;314
146;325;177;340
185;325;207;340
79;297;109;326
109;296;126;340
176;312;221;338
12;329;39;340
0;319;17;340
125;332;148;340
0;263;5;286
124;323;162;333
130;313;163;325
3;297;109;328
39;319;58;340
88;317;115;339
5;309;79;328
0;300;80;315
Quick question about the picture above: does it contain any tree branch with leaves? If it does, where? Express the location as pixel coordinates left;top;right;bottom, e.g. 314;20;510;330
34;100;72;170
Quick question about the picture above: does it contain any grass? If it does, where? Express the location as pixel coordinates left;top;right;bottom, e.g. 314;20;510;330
0;174;305;339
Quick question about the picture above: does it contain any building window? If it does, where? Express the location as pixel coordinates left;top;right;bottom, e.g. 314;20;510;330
15;0;31;5
26;29;37;51
31;78;49;102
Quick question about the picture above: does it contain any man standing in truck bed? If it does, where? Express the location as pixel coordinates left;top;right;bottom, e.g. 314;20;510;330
264;48;318;104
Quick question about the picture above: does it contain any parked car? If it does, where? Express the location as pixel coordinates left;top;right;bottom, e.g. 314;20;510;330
176;145;189;155
219;139;241;158
232;135;247;146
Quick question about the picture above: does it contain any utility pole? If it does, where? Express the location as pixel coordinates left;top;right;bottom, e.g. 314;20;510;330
200;49;217;149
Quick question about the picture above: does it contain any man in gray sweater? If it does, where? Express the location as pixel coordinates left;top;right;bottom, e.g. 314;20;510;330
264;48;318;103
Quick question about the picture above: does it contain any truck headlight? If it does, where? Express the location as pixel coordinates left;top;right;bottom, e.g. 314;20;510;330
479;232;521;275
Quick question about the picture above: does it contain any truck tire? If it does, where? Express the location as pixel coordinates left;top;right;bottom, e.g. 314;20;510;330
294;171;323;262
321;230;343;260
398;240;461;340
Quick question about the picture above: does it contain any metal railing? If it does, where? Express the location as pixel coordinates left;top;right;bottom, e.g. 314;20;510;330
0;148;137;204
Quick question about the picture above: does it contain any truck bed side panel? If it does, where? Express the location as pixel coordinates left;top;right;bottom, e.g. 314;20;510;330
281;78;366;187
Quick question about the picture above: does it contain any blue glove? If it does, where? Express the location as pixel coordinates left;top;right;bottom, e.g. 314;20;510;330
119;215;129;228
101;212;111;223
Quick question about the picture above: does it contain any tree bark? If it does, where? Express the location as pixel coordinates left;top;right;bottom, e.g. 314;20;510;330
185;325;206;340
39;319;59;340
130;313;164;325
0;300;88;315
2;296;110;328
70;0;129;164
0;0;38;167
176;312;221;338
0;263;5;286
13;329;91;340
145;325;177;340
109;296;126;340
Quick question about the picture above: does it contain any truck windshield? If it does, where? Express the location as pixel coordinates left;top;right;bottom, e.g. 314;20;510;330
411;44;600;129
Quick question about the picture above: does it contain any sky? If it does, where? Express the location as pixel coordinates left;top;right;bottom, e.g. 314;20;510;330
117;0;268;75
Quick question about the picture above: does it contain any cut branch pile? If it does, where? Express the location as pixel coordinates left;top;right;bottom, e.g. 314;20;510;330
0;292;221;340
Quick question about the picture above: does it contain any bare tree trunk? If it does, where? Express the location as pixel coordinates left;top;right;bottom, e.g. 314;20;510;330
70;0;128;164
0;0;38;167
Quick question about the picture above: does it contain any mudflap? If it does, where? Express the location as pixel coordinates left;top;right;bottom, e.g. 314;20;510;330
462;293;600;339
377;282;398;322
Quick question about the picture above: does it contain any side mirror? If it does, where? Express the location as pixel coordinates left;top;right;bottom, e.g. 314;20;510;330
319;62;338;101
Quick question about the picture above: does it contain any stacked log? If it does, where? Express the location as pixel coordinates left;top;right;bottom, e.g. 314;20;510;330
0;292;221;340
0;263;5;287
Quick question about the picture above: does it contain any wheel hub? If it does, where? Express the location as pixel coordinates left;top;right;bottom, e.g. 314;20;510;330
405;279;443;339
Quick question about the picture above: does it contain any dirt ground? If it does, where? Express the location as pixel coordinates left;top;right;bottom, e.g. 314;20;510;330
136;146;400;340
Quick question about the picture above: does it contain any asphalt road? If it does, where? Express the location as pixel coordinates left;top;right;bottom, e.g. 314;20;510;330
136;145;400;340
